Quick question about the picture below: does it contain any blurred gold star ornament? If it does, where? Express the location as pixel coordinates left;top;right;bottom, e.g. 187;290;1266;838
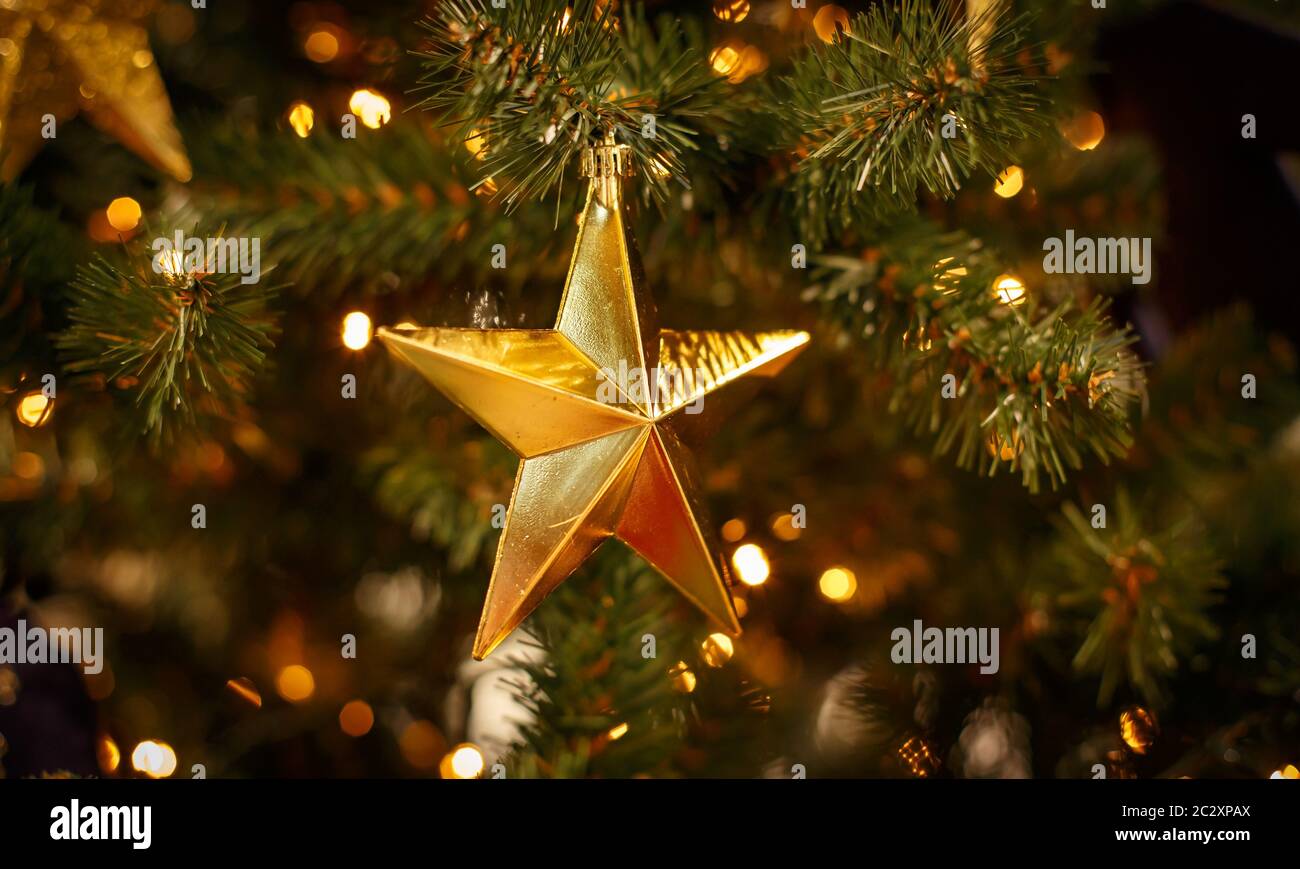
380;132;809;659
0;0;190;180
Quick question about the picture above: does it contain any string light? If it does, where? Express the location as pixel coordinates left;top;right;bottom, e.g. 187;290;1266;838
607;722;629;741
993;166;1024;198
713;0;750;23
813;5;851;43
818;566;857;602
993;273;1027;306
342;311;373;350
131;740;178;778
98;735;121;774
106;196;142;232
339;700;374;737
348;89;391;129
701;632;734;667
669;661;697;693
225;677;262;707
16;391;51;427
732;542;770;586
771;513;801;541
304;28;340;63
709;44;743;80
1270;764;1299;779
276;664;315;702
441;743;485;779
721;518;746;543
287;101;315;137
1062;110;1105;151
1120;706;1158;755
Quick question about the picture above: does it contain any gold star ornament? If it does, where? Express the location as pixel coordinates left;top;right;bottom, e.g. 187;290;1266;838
380;134;809;659
0;0;190;180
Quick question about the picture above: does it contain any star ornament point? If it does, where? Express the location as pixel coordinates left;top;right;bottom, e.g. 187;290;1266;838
379;180;808;660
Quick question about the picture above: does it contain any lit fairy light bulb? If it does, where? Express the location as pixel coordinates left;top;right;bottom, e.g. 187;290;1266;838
106;196;142;232
993;165;1024;198
348;89;391;129
607;722;629;741
993;273;1027;307
441;743;485;779
287;101;315;137
304;27;340;63
276;664;315;702
732;542;770;586
131;740;178;778
701;632;734;667
17;391;52;427
341;311;373;350
813;5;851;43
713;0;750;23
818;566;857;602
98;735;121;774
709;44;742;80
1062;110;1105;151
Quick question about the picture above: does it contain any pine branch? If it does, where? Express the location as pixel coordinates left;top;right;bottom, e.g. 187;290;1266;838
1046;491;1226;708
55;228;279;446
413;0;738;207
780;0;1052;242
181;118;563;298
805;220;1143;491
505;548;689;778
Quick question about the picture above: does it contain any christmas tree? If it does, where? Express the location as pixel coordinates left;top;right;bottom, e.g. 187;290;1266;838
1;0;1298;785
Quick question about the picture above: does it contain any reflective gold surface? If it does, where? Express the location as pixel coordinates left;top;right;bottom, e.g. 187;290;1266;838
0;0;190;180
379;164;809;659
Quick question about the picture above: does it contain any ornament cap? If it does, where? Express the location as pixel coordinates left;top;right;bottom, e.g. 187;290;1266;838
580;128;634;181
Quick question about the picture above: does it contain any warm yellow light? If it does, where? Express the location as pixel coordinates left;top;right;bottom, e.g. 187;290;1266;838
813;5;851;43
225;677;262;708
1270;764;1299;780
349;88;391;129
669;661;697;693
130;740;178;778
17;392;51;427
276;664;315;702
819;566;857;602
1062;110;1105;151
607;722;629;741
443;743;485;779
709;44;742;80
771;513;801;541
401;720;444;770
304;28;340;63
287;101;315;137
993;273;1027;307
720;518;746;543
341;311;373;350
106;196;142;232
98;736;121;773
713;0;750;24
701;632;735;667
993;165;1024;198
464;127;488;160
732;543;770;586
339;700;375;737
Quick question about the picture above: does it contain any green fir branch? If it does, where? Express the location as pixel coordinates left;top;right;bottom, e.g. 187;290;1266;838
56;229;279;445
1046;492;1226;707
805;221;1143;491
413;0;738;207
780;0;1052;241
